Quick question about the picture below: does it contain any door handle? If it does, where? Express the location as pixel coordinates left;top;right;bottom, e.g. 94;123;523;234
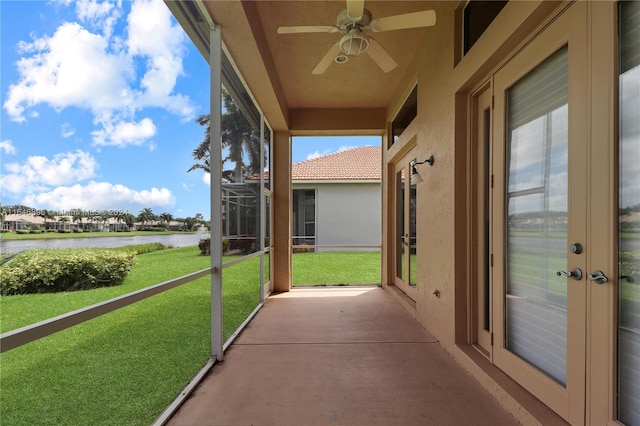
587;270;609;284
556;268;582;281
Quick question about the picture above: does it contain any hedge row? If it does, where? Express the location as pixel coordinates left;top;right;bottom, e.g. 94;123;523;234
113;242;166;255
0;249;137;296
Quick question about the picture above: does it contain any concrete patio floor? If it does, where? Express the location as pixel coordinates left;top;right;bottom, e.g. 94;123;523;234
167;286;519;425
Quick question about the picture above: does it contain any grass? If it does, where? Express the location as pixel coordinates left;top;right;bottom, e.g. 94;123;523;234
1;246;209;332
292;251;381;285
0;230;198;240
0;246;261;426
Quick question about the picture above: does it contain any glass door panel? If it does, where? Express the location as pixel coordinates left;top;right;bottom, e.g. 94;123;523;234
394;151;418;297
618;1;640;423
472;84;493;355
409;167;417;287
505;46;569;385
396;168;406;282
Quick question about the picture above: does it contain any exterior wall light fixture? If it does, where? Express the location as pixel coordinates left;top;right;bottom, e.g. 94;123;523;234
410;155;434;185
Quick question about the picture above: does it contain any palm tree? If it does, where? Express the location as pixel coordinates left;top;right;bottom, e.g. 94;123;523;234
71;209;84;230
159;212;174;228
188;89;262;183
184;216;196;231
137;208;156;227
0;202;6;231
37;210;56;231
123;213;136;230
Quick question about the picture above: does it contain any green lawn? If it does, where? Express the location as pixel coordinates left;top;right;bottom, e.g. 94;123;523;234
0;246;260;426
292;251;381;285
1;246;210;332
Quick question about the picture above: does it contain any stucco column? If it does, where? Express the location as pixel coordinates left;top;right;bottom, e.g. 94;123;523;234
272;130;292;292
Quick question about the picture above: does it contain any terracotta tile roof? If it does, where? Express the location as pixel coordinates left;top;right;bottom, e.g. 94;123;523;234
292;146;381;181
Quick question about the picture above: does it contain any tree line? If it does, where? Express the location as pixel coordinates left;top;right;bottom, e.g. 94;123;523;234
1;204;207;231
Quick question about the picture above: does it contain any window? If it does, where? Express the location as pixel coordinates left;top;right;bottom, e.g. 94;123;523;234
463;1;508;55
293;189;316;248
390;86;417;145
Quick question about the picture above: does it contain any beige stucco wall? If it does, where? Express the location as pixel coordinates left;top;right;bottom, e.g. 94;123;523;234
382;0;566;343
381;2;572;423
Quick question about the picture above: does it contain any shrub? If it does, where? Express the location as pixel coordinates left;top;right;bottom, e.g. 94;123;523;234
16;230;30;234
199;238;211;255
294;244;311;253
57;229;72;233
29;230;43;234
73;228;83;233
115;243;166;255
139;227;166;232
0;249;137;295
197;239;229;255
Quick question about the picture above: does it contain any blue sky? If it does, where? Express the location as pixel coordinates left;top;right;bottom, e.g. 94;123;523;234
0;0;379;220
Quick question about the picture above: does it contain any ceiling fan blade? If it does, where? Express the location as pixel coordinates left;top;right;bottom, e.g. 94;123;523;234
346;0;365;21
278;26;339;34
312;43;342;75
366;38;397;73
369;10;436;32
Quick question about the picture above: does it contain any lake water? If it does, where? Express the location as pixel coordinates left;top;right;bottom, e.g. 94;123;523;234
0;232;210;256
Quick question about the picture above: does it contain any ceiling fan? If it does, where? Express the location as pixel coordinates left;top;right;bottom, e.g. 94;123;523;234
277;0;436;75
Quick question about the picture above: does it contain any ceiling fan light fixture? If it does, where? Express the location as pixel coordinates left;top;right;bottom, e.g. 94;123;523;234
339;32;369;55
335;55;349;64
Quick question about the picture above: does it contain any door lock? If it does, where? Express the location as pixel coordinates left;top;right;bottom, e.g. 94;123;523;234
556;268;583;281
570;243;583;254
587;270;609;284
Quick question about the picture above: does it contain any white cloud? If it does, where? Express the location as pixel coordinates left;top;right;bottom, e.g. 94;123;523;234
0;148;175;212
0;140;16;155
126;0;193;117
91;116;156;147
75;0;121;38
306;150;331;160
305;145;358;161
3;0;195;147
61;123;75;138
1;150;98;194
202;172;210;186
22;181;175;211
7;22;135;119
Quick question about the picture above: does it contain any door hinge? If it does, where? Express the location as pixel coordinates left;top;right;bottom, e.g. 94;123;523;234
490;254;493;267
490;174;494;188
491;95;495;109
490;333;494;346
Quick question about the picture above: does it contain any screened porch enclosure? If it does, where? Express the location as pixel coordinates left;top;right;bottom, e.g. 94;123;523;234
222;182;264;255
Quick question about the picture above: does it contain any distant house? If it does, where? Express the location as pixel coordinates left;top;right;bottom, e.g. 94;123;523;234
292;146;381;251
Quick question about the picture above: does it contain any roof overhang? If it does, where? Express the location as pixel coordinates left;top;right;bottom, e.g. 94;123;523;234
165;0;439;135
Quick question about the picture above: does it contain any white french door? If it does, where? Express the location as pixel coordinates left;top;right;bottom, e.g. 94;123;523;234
471;2;639;424
393;149;418;298
490;3;590;423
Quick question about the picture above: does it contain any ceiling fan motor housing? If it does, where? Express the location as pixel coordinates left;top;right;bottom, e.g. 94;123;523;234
337;8;372;30
336;8;373;56
339;31;369;55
